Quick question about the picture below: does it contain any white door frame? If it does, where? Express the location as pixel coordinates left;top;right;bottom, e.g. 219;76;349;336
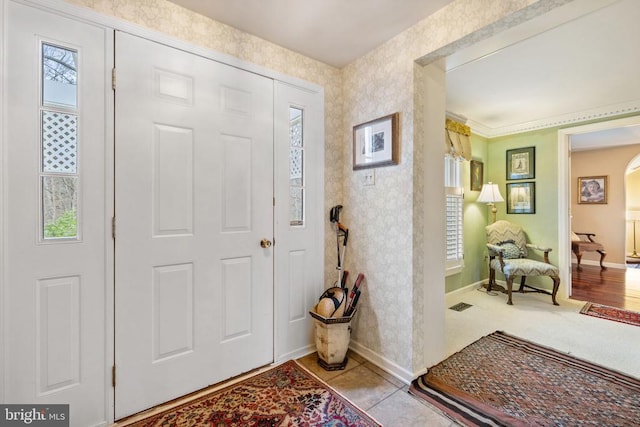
556;115;640;300
0;0;7;405
1;0;324;424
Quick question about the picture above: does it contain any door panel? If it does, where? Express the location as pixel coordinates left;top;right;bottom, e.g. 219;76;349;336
114;32;274;418
274;82;324;360
4;3;110;426
153;125;194;235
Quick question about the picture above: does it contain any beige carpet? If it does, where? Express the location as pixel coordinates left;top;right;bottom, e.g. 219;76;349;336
445;285;640;380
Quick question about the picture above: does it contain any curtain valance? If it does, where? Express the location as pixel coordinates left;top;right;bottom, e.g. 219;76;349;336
445;118;471;160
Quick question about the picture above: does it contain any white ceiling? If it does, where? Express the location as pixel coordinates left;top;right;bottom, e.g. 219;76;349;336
167;0;455;68
446;0;640;147
167;0;640;150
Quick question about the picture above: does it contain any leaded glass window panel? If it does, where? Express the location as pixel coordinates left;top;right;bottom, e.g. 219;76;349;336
42;111;77;173
289;107;304;226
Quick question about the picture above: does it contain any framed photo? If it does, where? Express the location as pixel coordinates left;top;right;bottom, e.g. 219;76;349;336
353;113;399;170
578;176;607;204
470;160;483;191
506;146;535;180
506;182;535;214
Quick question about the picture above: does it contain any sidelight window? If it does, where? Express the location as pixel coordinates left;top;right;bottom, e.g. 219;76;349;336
289;107;304;226
40;43;79;240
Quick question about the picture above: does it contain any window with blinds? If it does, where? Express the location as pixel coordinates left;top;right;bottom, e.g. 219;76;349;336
445;155;464;274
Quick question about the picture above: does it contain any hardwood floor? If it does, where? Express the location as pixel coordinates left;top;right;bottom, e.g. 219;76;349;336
570;263;640;312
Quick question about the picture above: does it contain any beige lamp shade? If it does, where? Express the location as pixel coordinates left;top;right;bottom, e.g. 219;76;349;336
477;182;504;223
627;210;640;221
477;182;504;203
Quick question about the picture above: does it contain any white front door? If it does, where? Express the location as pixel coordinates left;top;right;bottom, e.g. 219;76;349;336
4;2;110;426
114;32;274;418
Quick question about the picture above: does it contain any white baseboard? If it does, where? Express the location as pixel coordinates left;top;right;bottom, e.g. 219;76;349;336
348;339;415;384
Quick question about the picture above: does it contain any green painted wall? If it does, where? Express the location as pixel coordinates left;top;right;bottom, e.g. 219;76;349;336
445;133;490;293
446;127;560;293
446;114;640;295
487;128;559;289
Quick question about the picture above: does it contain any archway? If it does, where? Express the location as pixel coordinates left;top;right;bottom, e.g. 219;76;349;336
625;155;640;263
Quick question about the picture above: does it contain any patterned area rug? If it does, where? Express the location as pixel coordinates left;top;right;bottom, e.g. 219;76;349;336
580;302;640;327
124;360;380;426
410;331;640;426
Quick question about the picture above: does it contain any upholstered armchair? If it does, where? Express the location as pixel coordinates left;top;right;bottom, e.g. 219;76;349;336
486;220;560;305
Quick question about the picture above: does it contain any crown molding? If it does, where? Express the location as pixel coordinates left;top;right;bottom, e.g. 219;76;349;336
468;99;640;138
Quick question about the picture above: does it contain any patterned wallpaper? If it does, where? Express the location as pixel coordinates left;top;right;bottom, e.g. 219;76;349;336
341;0;573;374
66;0;574;377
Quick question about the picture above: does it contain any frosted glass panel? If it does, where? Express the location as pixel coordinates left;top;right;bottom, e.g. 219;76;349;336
290;107;302;147
289;107;304;226
290;188;303;227
42;44;77;108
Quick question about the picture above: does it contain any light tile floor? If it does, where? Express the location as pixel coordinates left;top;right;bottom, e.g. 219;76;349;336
296;352;458;426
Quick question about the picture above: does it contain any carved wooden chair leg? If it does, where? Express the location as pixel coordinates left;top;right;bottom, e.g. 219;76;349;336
488;268;496;292
518;276;527;292
598;250;607;270
575;250;583;271
506;277;514;305
551;277;560;306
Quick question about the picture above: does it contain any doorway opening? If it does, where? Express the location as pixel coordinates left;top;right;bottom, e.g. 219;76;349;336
558;115;640;300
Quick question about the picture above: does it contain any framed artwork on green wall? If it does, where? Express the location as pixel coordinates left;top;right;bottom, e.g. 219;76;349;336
470;160;483;191
506;182;535;214
506;146;535;180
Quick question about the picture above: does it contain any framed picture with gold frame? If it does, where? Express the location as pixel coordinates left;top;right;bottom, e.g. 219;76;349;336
578;176;607;204
470;160;483;191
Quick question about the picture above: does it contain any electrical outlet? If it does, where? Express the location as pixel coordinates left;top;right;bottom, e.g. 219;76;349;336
363;170;375;186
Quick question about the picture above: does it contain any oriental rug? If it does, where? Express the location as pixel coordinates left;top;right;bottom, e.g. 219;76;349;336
580;302;640;327
122;360;380;427
409;331;640;426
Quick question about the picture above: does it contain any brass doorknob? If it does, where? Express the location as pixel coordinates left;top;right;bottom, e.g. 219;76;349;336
260;238;272;248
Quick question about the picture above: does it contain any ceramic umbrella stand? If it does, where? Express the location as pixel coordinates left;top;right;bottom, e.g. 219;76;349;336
309;309;356;370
